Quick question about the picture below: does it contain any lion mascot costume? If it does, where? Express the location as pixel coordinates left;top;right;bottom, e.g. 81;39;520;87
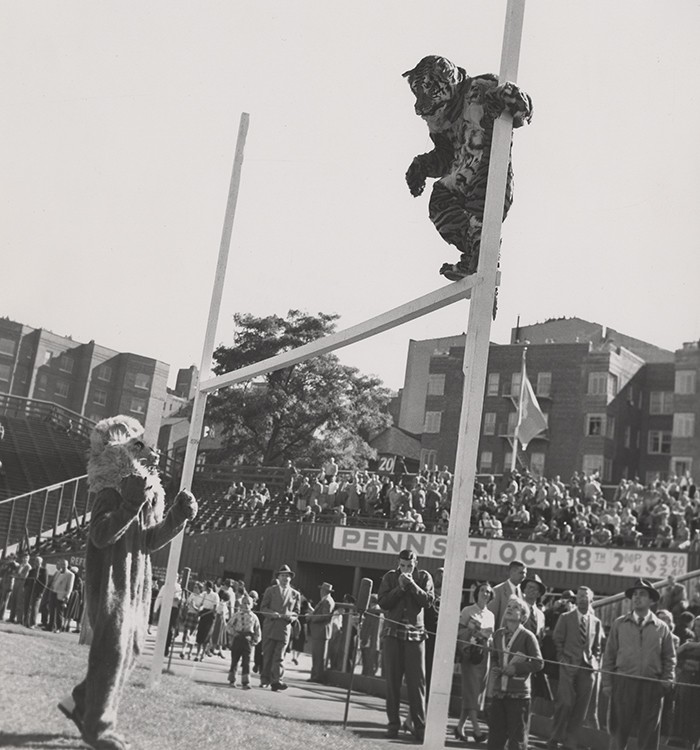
403;55;533;281
58;415;198;749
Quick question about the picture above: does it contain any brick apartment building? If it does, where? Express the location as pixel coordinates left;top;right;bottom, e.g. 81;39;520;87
0;317;170;443
396;318;700;483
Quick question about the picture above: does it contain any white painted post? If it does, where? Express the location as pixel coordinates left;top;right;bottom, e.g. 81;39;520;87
149;113;250;685
423;2;526;748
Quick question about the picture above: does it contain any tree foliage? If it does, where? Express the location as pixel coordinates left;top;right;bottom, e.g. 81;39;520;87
206;310;392;468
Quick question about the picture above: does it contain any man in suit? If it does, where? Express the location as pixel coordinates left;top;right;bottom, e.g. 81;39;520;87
308;581;335;683
488;559;527;628
259;564;301;691
548;586;603;750
522;573;546;640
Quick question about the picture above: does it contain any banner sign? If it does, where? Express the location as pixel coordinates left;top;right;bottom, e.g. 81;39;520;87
332;528;687;579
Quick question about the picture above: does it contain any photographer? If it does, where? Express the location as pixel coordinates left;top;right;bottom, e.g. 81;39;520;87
377;549;435;742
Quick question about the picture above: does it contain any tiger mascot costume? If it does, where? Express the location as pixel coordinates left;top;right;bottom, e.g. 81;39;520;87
58;416;198;749
403;55;532;281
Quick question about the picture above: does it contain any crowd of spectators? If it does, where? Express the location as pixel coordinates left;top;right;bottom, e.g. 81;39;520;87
191;461;698;551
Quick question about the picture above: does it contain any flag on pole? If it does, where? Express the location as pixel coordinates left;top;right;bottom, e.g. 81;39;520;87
516;363;548;449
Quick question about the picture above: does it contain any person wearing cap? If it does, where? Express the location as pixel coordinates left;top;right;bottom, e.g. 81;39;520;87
601;578;676;750
377;548;435;742
260;564;301;691
308;581;335;683
489;560;527;629
548;586;603;750
521;573;546;640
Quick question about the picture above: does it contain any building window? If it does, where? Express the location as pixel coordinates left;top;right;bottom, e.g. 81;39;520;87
672;457;693;478
59;356;74;374
36;372;48;389
509;372;522;397
423;411;442;433
676;370;697;395
648;430;672;454
97;365;113;382
673;413;695;438
483;412;497;435
479;451;493;472
586;414;606;436
609;374;618;397
606;416;616;439
0;363;11;383
130;397;146;415
649;391;674;414
420;449;437;470
427;374;445;396
588;372;607;395
93;389;107;407
0;337;16;356
603;458;613;482
536;372;551;398
582;454;603;476
530;452;546;476
134;372;151;390
55;380;70;398
486;373;500;397
624;425;631;448
504;451;513;470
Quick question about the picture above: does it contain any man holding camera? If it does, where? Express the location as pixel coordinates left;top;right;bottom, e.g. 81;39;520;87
377;549;435;742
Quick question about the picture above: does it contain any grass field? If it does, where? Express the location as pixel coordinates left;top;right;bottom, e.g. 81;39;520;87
0;624;380;750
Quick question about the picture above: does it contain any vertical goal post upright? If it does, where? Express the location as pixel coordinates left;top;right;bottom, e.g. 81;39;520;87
423;2;526;747
149;112;250;685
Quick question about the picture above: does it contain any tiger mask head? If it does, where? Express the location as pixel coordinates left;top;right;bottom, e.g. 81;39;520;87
402;55;466;118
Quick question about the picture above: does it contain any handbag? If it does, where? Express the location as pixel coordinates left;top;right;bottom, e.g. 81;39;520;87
468;643;484;665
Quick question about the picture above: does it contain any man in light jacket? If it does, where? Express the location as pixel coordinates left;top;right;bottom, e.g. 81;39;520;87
48;559;75;632
602;578;676;750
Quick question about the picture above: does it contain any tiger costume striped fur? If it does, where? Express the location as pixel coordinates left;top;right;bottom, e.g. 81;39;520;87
403;55;532;280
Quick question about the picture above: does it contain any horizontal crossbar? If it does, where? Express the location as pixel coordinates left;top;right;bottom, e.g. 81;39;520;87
200;273;494;393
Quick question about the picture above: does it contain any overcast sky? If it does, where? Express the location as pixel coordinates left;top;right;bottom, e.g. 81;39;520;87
3;1;699;392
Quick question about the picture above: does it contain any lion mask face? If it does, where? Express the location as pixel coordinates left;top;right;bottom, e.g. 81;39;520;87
403;55;466;118
88;415;161;495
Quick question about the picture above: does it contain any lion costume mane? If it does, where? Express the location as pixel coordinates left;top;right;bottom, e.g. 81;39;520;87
60;416;197;750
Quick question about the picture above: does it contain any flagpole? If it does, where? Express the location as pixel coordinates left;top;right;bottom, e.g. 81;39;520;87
511;346;527;472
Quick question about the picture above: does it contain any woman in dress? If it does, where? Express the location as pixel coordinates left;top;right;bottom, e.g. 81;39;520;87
456;582;495;744
180;581;204;659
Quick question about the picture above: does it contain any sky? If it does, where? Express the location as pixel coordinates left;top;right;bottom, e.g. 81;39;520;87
3;1;699;393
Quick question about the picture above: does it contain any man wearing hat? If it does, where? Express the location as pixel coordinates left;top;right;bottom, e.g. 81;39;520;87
549;586;603;750
308;581;335;683
377;549;435;742
521;573;546;640
602;578;676;750
260;564;301;691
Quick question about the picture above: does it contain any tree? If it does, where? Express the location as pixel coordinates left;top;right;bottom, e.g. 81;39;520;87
206;310;392;468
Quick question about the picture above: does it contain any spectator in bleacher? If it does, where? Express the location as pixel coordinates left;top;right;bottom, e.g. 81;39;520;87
655;518;674;549
322;457;338;484
659;576;688;622
590;524;612;546
335;504;347;526
325;475;339;508
296;475;311;511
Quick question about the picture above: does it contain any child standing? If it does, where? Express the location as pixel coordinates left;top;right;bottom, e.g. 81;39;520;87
226;594;261;689
209;590;230;658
